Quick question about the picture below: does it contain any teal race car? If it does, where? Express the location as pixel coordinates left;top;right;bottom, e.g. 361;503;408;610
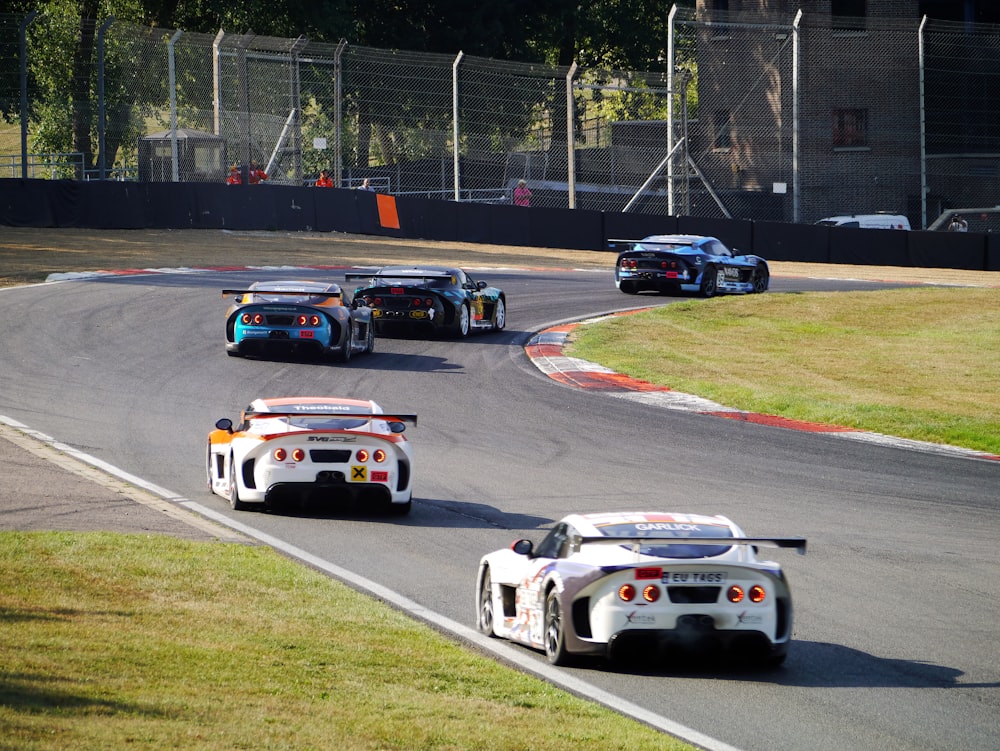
223;280;375;362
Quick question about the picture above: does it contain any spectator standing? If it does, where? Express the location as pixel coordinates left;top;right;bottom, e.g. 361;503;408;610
947;214;968;232
360;177;374;191
248;160;268;184
315;169;333;188
225;164;241;185
513;179;531;207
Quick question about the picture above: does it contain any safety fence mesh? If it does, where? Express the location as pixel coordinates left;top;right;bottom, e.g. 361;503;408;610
3;8;1000;226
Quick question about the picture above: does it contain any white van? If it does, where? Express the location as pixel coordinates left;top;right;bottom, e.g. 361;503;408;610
816;214;911;230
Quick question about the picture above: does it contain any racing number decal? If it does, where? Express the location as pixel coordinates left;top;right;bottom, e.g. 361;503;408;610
351;465;367;481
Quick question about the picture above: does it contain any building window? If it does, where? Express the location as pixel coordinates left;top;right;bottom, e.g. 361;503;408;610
832;0;866;31
714;110;732;150
833;108;868;148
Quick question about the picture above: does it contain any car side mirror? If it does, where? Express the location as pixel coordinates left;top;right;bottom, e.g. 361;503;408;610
477;280;487;290
215;418;233;433
511;539;534;557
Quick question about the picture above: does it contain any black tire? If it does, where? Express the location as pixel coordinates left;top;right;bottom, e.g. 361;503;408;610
205;441;213;491
544;589;572;665
700;266;719;298
478;569;496;636
492;298;506;331
752;264;770;293
228;455;250;511
365;321;375;353
387;498;411;516
336;323;353;363
619;280;638;295
453;303;470;338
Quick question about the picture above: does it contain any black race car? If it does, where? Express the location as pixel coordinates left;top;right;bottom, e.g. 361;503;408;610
346;265;506;337
610;234;769;297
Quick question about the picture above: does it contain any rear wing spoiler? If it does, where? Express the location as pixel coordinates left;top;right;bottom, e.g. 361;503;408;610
243;411;417;426
345;271;454;283
577;535;807;555
607;238;685;253
222;289;343;299
607;238;647;252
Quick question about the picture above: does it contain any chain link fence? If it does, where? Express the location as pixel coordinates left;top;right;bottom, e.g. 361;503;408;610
3;8;1000;226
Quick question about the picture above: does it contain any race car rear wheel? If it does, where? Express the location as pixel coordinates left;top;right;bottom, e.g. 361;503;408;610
492;298;506;331
544;589;572;665
752;264;770;293
336;324;353;363
478;569;496;636
619;280;638;295
453;303;470;337
365;322;375;353
227;455;250;511
700;266;719;298
387;498;411;516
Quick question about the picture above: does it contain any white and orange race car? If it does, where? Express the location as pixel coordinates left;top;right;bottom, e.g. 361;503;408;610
476;511;805;668
207;397;416;514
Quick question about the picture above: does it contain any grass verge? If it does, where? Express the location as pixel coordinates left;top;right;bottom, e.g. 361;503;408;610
0;532;697;751
567;287;1000;455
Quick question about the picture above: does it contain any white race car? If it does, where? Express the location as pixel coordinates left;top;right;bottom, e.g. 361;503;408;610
475;511;806;667
207;397;416;514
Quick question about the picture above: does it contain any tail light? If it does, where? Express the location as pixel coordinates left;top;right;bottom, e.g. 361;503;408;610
356;449;369;462
642;585;660;603
618;584;636;602
273;447;287;461
727;585;745;603
241;312;264;325
292;448;305;462
621;258;637;269
296;314;322;327
749;585;766;603
373;449;386;463
373;297;383;305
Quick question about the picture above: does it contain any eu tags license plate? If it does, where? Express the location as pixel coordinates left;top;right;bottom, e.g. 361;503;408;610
662;571;727;583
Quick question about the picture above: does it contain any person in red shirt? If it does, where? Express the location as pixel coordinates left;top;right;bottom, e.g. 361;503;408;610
225;164;241;185
315;169;333;188
248;160;268;184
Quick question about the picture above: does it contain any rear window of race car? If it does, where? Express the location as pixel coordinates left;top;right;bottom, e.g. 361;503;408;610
597;522;735;559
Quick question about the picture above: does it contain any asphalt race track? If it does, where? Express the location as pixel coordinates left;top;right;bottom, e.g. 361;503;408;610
1;266;998;751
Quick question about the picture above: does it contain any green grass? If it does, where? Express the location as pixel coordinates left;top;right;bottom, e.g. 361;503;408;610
0;532;697;751
567;287;1000;455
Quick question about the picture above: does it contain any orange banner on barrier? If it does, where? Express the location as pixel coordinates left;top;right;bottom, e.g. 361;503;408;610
376;194;400;229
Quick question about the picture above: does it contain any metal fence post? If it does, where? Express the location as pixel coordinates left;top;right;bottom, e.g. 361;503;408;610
19;11;37;179
566;61;578;209
452;51;463;201
167;29;183;182
792;9;801;223
334;39;346;188
97;17;114;180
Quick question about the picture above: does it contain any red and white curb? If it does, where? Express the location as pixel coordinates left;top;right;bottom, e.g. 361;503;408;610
526;315;1000;463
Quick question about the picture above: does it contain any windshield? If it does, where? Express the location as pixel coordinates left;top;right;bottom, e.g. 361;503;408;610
595;521;734;559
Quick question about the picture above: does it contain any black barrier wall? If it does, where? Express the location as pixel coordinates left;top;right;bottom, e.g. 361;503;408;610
1;178;997;271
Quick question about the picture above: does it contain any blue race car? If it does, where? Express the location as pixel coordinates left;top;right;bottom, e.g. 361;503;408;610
223;280;374;362
610;234;769;297
346;265;506;337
